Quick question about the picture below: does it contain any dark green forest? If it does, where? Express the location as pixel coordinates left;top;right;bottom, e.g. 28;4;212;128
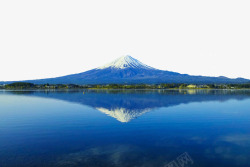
1;82;250;90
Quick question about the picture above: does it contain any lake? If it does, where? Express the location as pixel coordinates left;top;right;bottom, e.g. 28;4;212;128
0;89;250;167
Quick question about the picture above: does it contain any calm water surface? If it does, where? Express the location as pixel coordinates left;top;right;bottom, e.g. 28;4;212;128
0;90;250;167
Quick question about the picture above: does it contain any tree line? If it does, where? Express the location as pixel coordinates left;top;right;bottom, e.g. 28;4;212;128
1;82;250;89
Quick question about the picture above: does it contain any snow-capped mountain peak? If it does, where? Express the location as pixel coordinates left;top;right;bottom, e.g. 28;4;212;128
97;55;154;69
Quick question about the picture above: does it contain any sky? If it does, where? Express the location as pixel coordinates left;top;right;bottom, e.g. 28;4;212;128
0;0;250;81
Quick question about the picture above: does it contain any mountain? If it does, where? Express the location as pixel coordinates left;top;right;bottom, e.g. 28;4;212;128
1;55;249;84
97;55;154;70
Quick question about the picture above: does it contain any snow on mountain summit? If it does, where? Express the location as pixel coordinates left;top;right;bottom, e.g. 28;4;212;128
97;55;154;69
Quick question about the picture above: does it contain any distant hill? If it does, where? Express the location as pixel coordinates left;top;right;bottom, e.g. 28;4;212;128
1;55;249;84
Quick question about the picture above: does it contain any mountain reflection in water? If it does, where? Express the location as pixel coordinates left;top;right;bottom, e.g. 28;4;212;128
5;89;250;122
1;89;250;167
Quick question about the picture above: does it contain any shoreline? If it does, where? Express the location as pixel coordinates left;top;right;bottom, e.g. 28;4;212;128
1;88;250;91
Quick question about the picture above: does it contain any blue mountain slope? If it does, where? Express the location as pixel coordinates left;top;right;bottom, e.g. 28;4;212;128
1;55;249;84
